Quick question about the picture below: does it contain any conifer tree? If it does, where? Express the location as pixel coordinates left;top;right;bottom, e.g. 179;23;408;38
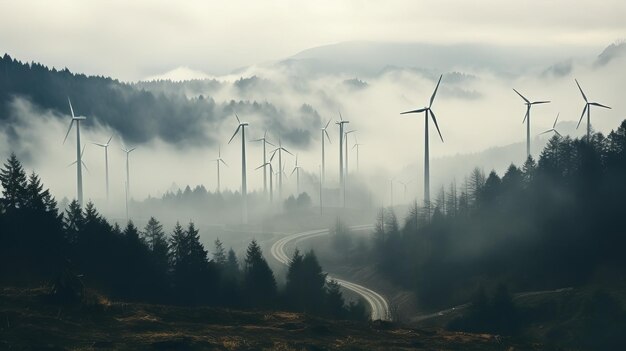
243;239;276;307
0;153;28;209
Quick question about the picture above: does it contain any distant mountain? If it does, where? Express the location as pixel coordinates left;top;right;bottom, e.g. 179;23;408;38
282;41;595;77
595;41;626;67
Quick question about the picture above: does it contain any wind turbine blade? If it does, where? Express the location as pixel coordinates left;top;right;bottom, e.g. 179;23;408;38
62;120;74;144
430;110;444;143
67;161;77;167
255;164;265;170
577;104;588;129
555;130;562;137
220;159;228;167
324;130;331;143
81;144;86;157
512;88;530;104
531;101;551;105
264;130;267;139
107;135;113;145
92;142;106;147
68;97;75;118
522;109;529;124
352;144;358;150
291;168;296;176
429;74;443;108
575;79;588;102
325;119;331;129
339;110;343;121
266;140;276;147
228;125;241;144
270;150;277;161
252;138;264;142
538;130;553;135
553;113;560;128
82;161;89;173
235;113;241;124
128;147;136;153
283;148;294;156
589;102;611;109
400;108;427;114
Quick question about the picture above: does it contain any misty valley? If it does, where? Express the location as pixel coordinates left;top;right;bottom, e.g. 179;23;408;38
2;8;626;349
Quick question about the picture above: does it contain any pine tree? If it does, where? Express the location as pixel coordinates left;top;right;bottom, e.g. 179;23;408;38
243;239;276;307
325;279;346;319
0;153;28;209
213;238;227;265
142;217;169;275
63;200;84;245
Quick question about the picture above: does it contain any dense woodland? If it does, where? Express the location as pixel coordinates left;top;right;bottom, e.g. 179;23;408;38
367;120;626;340
0;154;367;320
0;54;320;147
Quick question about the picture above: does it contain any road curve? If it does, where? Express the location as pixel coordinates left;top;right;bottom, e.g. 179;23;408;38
270;225;390;320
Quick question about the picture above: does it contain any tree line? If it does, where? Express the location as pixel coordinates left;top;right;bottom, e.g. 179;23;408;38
372;120;626;309
0;154;366;320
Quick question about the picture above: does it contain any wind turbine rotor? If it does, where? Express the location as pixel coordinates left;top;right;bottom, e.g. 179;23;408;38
429;74;443;108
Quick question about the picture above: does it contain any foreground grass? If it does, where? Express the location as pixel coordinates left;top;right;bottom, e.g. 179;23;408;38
0;287;538;350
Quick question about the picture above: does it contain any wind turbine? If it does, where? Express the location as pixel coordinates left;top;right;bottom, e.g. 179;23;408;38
512;88;550;157
575;79;611;141
336;112;349;207
68;144;89;173
321;119;332;185
228;114;249;224
389;178;394;208
121;144;136;222
270;138;293;200
291;154;302;195
539;113;562;138
256;162;273;203
92;135;113;201
352;135;363;172
252;131;275;198
397;180;413;204
214;146;228;193
63;98;87;206
400;74;445;207
344;130;356;176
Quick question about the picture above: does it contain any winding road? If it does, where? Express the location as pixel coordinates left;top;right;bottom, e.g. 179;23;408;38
270;225;390;320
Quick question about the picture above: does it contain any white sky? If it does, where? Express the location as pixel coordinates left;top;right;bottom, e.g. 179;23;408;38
1;0;625;211
1;0;624;80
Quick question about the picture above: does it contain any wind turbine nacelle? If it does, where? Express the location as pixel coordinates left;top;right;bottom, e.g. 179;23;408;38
73;116;87;120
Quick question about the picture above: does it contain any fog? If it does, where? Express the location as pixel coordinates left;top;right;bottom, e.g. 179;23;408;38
2;43;625;226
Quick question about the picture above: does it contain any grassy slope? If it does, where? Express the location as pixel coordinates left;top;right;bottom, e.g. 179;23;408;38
0;287;536;350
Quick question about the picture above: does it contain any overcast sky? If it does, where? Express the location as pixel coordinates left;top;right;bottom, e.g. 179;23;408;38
1;0;624;81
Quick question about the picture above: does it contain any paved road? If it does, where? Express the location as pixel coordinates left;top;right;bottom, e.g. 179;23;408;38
270;225;390;320
412;287;574;323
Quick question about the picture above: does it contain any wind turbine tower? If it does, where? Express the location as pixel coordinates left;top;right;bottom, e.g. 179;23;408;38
352;135;363;172
121;145;136;222
63;98;87;206
291;155;302;195
256;162;274;203
321;119;331;185
92;135;113;201
214;146;228;193
252;131;274;198
270;139;293;200
575;79;612;141
400;75;445;208
336;112;349;207
228;114;249;224
513;88;550;158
